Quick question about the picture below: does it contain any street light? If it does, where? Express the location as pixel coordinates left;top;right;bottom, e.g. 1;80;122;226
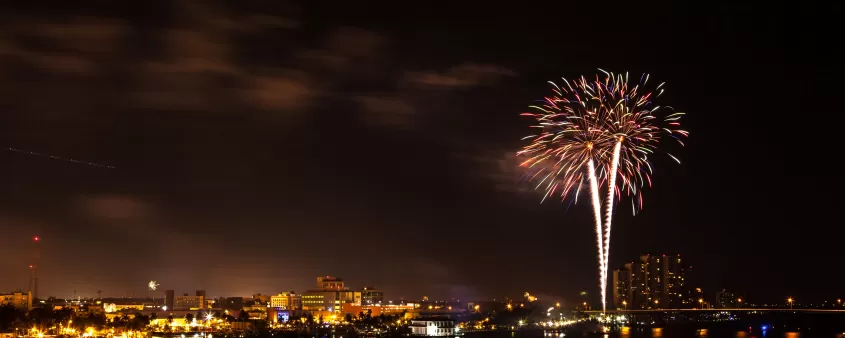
622;300;627;311
737;298;742;308
698;298;704;309
205;313;214;335
787;297;794;310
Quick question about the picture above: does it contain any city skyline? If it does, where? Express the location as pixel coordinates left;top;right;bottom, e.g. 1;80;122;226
0;0;840;305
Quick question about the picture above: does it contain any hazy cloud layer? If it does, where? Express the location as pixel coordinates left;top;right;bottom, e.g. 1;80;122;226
0;0;522;299
404;63;517;88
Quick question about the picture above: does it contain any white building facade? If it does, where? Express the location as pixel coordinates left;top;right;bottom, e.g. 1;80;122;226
410;318;456;336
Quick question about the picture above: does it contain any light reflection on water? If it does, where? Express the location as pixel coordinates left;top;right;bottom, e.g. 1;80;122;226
507;329;807;338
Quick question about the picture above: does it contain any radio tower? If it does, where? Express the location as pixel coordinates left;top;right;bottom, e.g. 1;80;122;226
29;236;40;301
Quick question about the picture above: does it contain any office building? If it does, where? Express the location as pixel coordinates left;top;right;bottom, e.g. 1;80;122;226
316;276;345;289
303;276;360;312
361;287;384;305
165;290;206;310
270;291;302;310
302;290;360;312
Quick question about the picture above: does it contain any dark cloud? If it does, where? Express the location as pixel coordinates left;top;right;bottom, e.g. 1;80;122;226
404;63;517;88
247;72;313;111
355;95;415;127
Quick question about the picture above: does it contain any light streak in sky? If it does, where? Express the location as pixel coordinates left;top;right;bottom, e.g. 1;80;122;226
3;147;115;169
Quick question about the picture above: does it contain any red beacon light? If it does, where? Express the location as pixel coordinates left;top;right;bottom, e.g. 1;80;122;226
33;236;40;241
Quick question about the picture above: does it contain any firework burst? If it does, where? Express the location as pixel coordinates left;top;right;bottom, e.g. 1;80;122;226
518;69;687;312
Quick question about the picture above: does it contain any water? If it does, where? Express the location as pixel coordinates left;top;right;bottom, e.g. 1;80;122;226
459;326;845;338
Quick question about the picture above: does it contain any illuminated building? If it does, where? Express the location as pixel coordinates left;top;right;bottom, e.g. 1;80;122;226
361;286;384;305
270;291;302;310
302;276;361;312
409;317;456;336
165;290;206;310
316;276;345;289
613;254;687;309
302;290;360;312
612;264;632;309
103;303;144;312
0;290;32;310
341;303;419;317
717;289;742;308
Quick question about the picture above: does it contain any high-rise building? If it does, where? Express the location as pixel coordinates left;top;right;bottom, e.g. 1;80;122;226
361;287;384;305
303;276;360;312
612;264;632;309
165;290;175;310
663;255;685;307
717;289;742;308
302;290;360;312
270;291;302;310
613;254;687;309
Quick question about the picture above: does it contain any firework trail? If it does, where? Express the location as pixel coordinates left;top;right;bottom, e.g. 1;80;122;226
602;140;622;301
518;70;687;312
3;147;115;169
586;158;605;308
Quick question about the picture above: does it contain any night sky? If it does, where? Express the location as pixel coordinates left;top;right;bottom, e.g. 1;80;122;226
0;1;840;305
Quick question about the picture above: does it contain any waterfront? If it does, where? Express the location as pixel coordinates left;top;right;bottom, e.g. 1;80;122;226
461;325;845;338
